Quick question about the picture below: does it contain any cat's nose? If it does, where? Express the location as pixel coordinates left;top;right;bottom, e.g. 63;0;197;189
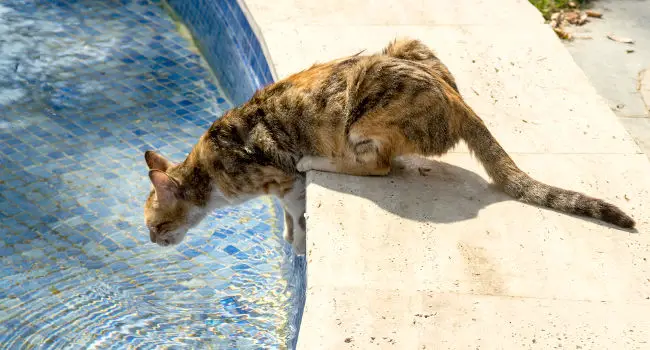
149;230;155;243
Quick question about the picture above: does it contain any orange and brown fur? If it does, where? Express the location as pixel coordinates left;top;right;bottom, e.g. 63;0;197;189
143;38;635;255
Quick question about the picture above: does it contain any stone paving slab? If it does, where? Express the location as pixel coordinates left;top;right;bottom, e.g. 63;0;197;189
304;154;650;302
564;0;650;119
642;68;650;114
299;288;650;349
241;0;650;348
621;117;650;157
245;0;544;26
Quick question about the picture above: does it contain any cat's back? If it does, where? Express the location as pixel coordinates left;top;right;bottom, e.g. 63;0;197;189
282;54;365;91
276;56;365;116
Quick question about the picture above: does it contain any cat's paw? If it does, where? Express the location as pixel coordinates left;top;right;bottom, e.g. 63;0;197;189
292;235;306;256
296;157;313;173
291;214;307;256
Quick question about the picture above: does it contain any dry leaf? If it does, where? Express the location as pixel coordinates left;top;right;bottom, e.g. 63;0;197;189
607;33;635;44
550;12;563;29
564;11;579;23
554;27;573;40
585;10;602;18
579;12;588;25
565;11;589;25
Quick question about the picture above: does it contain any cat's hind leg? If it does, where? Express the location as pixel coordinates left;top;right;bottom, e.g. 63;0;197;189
297;131;393;176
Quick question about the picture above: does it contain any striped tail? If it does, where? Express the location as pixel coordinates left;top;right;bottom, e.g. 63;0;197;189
459;108;635;229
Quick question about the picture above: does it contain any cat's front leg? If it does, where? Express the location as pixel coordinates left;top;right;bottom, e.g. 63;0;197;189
296;156;337;173
282;210;294;243
297;155;390;176
279;176;306;255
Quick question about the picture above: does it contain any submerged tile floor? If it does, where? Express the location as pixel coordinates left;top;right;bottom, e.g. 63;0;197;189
0;0;303;348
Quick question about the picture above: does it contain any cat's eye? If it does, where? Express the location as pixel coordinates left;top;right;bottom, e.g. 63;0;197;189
156;222;170;232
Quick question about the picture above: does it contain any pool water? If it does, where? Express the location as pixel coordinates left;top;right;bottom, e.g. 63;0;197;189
0;0;304;348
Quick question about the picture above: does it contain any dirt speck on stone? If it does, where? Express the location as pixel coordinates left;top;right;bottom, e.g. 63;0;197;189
607;33;635;44
418;167;431;176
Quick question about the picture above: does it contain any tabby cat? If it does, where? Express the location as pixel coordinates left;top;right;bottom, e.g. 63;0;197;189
143;38;635;256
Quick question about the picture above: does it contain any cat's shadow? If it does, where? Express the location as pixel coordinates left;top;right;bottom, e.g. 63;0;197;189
308;156;509;224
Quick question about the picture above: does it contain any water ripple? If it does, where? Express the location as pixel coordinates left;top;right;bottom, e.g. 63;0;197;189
0;0;305;348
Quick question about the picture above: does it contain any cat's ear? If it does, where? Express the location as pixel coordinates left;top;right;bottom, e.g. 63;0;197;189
145;150;173;171
148;170;179;203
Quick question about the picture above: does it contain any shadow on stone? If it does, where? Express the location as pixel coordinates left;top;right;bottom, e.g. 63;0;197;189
311;156;509;224
310;155;638;231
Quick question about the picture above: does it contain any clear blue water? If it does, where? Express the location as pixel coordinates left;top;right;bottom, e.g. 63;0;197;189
0;0;304;348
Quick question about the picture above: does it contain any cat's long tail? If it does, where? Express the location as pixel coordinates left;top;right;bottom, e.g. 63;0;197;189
459;107;635;229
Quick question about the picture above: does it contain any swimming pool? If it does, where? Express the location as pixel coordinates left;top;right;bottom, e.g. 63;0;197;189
0;0;305;348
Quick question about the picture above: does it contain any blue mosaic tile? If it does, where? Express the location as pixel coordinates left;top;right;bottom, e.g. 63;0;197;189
0;0;303;348
166;0;274;105
224;245;240;255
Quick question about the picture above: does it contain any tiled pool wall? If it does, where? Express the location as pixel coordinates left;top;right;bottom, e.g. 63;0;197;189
165;0;275;105
0;0;304;348
164;0;306;346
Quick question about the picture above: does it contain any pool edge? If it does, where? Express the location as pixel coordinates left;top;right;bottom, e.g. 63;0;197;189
160;0;306;348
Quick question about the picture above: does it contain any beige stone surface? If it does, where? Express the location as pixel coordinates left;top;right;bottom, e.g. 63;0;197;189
300;288;650;350
641;68;650;114
621;117;650;158
240;0;650;348
304;154;650;302
245;0;544;26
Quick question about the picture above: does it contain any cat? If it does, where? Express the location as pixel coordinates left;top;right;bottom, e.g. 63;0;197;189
143;38;635;256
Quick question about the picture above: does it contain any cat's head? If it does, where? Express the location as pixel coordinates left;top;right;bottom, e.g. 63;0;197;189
143;151;210;246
